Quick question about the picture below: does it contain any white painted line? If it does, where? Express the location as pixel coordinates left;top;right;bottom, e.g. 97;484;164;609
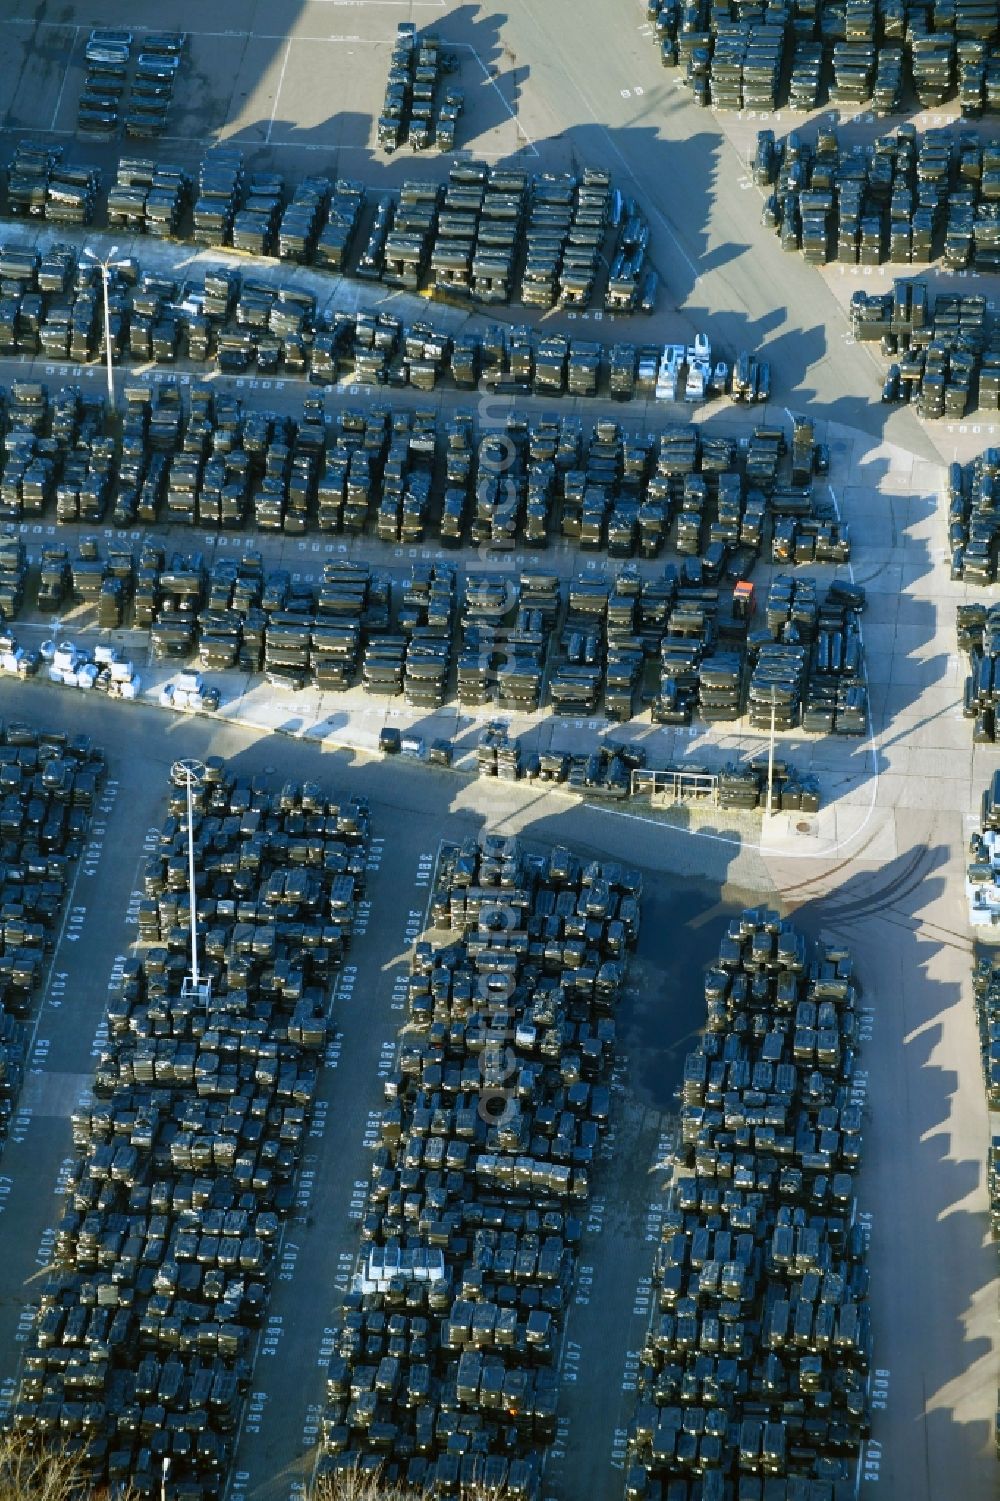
268;140;517;157
3;11;444;31
211;31;392;42
28;844;88;1065
452;42;539;158
48;25;80;132
265;38;294;145
304;0;446;6
0;126;75;136
232;136;356;152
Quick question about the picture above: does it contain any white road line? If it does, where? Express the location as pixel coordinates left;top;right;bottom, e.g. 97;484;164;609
26;842;88;1067
206;31;391;42
0;126;75;136
272;141;518;157
453;42;539;158
304;0;445;6
265;38;294;145
2;14;442;34
230;135;349;152
223;1224;286;1501
419;839;446;933
48;24;80;132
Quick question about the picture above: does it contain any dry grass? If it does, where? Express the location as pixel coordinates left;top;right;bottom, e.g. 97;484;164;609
311;1467;512;1501
312;1470;421;1501
0;1432;144;1501
0;1439;79;1501
0;1434;95;1500
0;1436;509;1501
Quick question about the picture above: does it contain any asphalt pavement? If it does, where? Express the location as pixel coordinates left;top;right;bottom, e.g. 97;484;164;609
0;657;991;1501
0;680;758;1501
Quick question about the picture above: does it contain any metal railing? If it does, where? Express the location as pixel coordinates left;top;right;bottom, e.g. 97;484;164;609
631;767;719;806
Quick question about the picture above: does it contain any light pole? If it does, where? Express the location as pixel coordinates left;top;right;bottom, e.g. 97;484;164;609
171;758;211;1008
82;245;127;408
765;684;777;820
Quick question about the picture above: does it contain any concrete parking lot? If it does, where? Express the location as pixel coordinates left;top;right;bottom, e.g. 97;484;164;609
0;5;541;172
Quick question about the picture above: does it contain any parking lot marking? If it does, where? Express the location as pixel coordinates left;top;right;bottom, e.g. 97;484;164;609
266;38;294;144
0;18;442;44
306;0;446;6
0;125;74;136
453;42;539;157
48;26;80;131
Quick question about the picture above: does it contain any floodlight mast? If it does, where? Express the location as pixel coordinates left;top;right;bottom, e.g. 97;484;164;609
187;773;199;990
82;245;127;408
765;684;777;821
171;759;210;1006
